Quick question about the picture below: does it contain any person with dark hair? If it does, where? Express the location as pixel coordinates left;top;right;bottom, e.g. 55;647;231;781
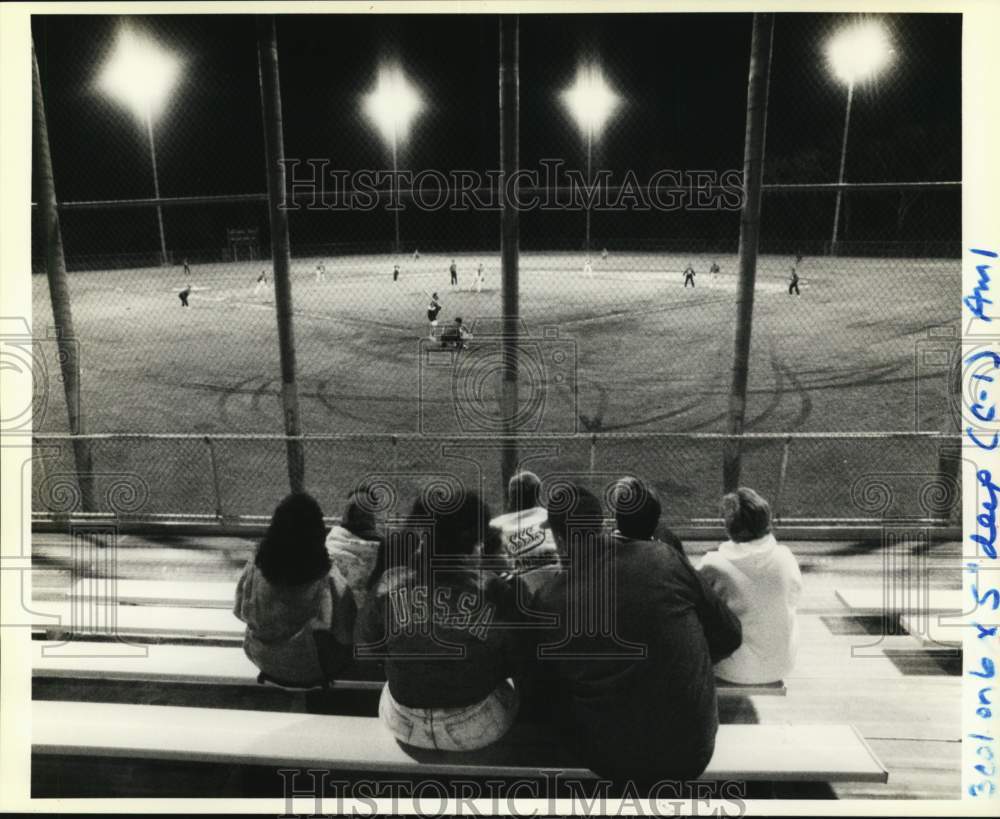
325;487;386;634
234;492;356;687
488;470;558;573
178;284;191;307
698;487;802;685
358;487;523;751
610;476;684;552
518;481;743;788
508;470;541;513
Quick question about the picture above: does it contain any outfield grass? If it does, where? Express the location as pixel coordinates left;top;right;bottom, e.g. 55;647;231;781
31;251;959;521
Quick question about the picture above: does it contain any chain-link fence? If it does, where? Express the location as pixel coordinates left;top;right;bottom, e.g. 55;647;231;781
32;432;961;529
29;12;961;523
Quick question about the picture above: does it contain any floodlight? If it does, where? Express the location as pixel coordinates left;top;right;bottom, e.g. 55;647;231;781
825;19;894;255
826;20;893;86
561;63;621;139
97;25;182;121
362;63;424;146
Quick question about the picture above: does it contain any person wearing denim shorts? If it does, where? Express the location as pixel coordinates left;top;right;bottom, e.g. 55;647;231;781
358;488;523;751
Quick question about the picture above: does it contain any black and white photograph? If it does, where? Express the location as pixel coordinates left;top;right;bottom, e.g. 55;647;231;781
1;0;998;813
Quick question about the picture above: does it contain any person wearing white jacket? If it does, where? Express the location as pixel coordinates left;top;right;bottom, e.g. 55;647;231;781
325;490;385;629
698;487;803;685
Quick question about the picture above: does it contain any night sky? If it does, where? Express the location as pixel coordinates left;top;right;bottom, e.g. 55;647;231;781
31;12;962;260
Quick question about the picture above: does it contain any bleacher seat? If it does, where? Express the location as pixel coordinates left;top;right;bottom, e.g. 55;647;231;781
34;579;238;609
32;641;786;696
834;588;962;615
33;700;888;782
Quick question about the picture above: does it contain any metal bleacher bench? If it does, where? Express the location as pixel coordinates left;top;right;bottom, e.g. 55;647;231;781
35;579;237;609
32;700;888;783
834;587;963;651
833;588;962;615
32;641;787;697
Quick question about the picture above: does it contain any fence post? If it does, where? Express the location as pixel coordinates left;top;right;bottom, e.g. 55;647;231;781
203;436;225;520
722;13;774;493
773;436;792;523
499;15;521;495
256;16;305;493
937;355;962;523
32;39;96;514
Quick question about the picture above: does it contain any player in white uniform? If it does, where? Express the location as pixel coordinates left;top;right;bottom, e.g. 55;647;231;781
254;269;270;296
583;257;593;276
315;262;327;283
601;248;608;262
475;263;485;293
709;261;720;287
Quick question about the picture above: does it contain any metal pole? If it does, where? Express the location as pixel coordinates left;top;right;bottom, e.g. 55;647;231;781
32;39;95;513
499;15;520;494
203;436;225;520
146;109;168;266
585;125;592;255
773;436;792;523
722;13;774;493
830;82;853;256
392;124;400;255
257;15;305;493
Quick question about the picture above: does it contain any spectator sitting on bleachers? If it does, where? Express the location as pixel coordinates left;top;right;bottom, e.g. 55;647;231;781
697;487;802;685
357;489;523;751
610;475;684;552
325;487;386;624
234;492;356;687
518;480;742;787
488;470;559;573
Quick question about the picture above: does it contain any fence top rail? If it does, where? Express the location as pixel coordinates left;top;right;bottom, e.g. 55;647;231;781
30;180;962;211
32;431;962;442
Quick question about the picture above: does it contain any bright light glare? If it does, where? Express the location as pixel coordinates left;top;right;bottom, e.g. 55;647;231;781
362;63;424;145
826;20;893;86
561;63;621;138
97;25;181;121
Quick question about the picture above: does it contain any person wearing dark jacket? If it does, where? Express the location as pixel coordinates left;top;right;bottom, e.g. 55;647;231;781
611;475;685;553
358;489;523;751
517;482;742;788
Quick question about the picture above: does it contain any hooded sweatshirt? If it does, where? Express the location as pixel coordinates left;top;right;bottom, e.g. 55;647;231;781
234;558;355;686
325;524;383;622
698;533;802;684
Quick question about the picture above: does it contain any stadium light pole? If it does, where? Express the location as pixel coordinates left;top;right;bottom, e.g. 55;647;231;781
362;63;424;256
97;24;181;267
561;63;620;255
826;19;893;255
